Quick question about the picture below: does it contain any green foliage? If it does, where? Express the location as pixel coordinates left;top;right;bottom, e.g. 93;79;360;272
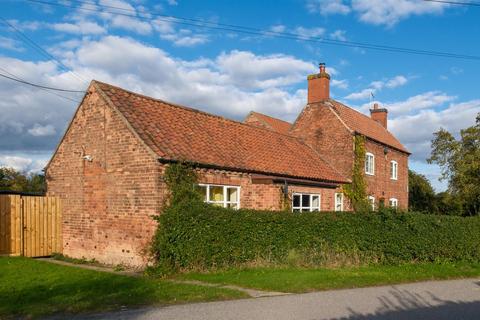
0;167;45;193
435;192;464;216
162;161;201;206
153;203;480;272
344;135;370;212
428;113;480;216
408;170;437;213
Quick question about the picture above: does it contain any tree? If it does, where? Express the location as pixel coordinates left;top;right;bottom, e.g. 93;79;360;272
428;113;480;216
0;167;45;193
408;170;437;213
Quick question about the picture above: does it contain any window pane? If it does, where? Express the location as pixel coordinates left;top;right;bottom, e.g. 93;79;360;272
209;186;224;202
302;194;310;207
312;195;319;208
293;195;300;207
227;203;238;209
227;187;238;202
197;185;207;201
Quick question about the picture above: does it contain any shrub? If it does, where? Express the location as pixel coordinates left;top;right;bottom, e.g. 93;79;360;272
152;202;480;272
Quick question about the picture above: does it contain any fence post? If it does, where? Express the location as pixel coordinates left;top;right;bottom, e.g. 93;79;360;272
20;195;24;257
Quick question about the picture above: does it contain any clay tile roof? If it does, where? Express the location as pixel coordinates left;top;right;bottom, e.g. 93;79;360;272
94;81;348;183
245;111;292;134
329;100;409;154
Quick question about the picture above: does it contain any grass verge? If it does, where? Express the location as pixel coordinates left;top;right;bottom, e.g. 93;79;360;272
0;257;246;319
177;262;480;293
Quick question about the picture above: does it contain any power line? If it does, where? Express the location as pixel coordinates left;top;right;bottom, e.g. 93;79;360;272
0;16;89;85
20;0;480;61
0;71;86;93
423;0;480;7
0;66;82;103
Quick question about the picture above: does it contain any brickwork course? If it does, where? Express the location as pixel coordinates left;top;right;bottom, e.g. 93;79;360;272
46;64;409;266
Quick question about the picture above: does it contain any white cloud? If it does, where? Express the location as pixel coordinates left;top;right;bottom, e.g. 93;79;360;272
0;155;47;173
385;91;456;116
167;0;178;5
345;88;373;100
307;0;351;15
385;75;408;88
329;30;347;41
331;79;349;89
0;37;23;52
270;25;286;33
51;21;106;35
389;99;480;162
28;124;56;137
352;0;448;27
307;0;449;27
345;75;409;100
294;26;326;39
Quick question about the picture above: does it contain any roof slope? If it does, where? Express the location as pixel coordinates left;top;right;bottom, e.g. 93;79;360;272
244;111;292;134
328;100;409;153
94;81;347;183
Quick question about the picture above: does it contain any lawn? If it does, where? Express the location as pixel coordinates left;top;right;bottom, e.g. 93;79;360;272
178;262;480;293
0;257;245;319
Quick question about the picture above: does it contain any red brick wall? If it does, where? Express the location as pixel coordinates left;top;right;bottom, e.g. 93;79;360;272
363;139;409;210
290;103;354;179
46;85;163;267
197;168;343;211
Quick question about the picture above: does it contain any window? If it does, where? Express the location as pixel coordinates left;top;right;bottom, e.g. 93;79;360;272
335;193;344;211
197;184;240;209
365;152;375;175
368;195;375;211
292;193;320;212
390;160;398;180
389;198;398;209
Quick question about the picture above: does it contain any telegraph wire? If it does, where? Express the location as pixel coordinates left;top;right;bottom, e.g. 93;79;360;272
20;0;480;61
0;16;89;85
0;71;86;94
423;0;480;7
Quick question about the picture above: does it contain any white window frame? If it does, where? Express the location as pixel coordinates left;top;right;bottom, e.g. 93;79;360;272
365;152;375;176
368;195;375;210
335;193;344;212
198;184;241;209
389;198;398;208
390;160;398;180
292;193;321;212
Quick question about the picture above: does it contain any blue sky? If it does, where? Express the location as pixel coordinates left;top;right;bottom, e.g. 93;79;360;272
1;0;479;191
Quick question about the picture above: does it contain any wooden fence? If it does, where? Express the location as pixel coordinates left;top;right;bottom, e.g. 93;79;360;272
0;194;62;257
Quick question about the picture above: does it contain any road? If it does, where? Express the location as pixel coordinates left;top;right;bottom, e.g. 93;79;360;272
75;278;480;320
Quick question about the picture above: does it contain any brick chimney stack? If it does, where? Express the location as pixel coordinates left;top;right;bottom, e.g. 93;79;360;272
307;62;330;104
370;103;388;129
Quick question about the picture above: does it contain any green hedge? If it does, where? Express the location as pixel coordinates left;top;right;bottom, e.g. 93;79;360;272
152;201;480;271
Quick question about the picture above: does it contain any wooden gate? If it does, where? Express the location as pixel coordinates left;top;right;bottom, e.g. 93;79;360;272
0;193;62;257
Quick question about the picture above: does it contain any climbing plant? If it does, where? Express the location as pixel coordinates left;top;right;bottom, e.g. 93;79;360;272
344;135;370;212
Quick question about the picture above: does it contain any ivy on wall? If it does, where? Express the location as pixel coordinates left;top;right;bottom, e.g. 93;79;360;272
344;135;370;212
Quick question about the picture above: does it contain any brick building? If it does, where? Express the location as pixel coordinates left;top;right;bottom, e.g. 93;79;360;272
46;63;409;266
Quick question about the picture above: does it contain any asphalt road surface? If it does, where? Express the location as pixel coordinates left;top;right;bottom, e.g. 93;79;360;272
74;278;480;320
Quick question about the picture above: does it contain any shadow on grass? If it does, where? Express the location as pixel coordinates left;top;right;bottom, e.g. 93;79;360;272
331;287;480;320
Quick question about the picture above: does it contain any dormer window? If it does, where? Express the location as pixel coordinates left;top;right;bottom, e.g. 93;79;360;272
365;152;375;175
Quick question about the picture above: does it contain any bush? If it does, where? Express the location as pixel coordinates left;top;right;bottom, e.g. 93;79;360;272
152;201;480;272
